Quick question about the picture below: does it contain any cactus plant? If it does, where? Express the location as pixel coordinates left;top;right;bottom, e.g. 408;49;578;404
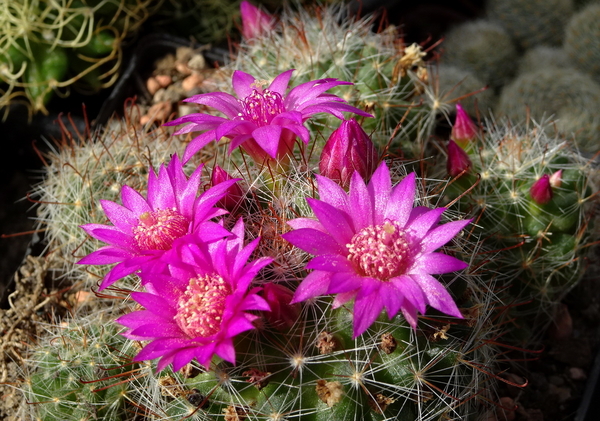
442;19;518;91
564;3;600;81
496;67;600;153
30;108;187;286
0;0;160;115
442;114;598;340
486;0;575;50
15;3;600;421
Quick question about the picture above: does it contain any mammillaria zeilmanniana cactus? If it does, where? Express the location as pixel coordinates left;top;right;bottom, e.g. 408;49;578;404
443;106;598;340
24;54;507;419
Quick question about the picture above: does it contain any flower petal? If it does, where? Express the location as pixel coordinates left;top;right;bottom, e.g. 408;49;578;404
291;270;331;303
421;219;472;253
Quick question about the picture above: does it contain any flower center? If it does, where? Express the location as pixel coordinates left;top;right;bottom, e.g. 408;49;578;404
175;274;231;338
132;208;188;251
346;220;412;281
238;88;285;126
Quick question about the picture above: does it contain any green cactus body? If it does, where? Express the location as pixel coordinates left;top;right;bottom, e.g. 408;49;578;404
487;0;575;49
23;311;138;421
442;19;518;91
444;119;597;335
565;3;600;81
496;67;600;153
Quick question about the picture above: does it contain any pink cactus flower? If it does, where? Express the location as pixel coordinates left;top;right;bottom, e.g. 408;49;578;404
319;118;378;189
283;162;470;337
165;70;372;163
117;219;273;372
77;155;238;290
240;1;273;40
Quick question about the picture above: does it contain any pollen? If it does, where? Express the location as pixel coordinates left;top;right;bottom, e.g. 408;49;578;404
132;208;188;250
238;88;285;126
346;220;413;281
175;274;231;338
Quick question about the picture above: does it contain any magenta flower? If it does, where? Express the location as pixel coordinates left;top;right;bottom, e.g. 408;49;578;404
240;1;273;40
282;162;470;337
319;118;378;189
165;70;372;163
77;155;238;290
116;219;273;372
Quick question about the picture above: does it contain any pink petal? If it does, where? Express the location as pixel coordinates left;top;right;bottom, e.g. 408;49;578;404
287;217;325;232
349;170;373;229
268;69;294;95
232;70;257;99
183;91;241;118
306;197;354;246
410;274;462;319
282;228;345;256
413;253;468;275
367;162;390;226
390;275;426;314
183;130;218;163
291;270;331;303
252;125;283;159
121;185;151;214
306;254;354;273
353;288;384;337
77;246;130;265
421;219;472;253
131;291;177;318
384;172;416;227
100;200;137;235
316;174;350;215
327;271;364;294
406;207;446;240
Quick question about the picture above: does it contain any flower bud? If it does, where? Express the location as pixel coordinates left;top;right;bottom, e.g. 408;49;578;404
319;119;377;189
211;165;244;211
530;174;553;205
447;139;472;177
240;1;273;41
262;283;300;330
549;169;562;188
451;104;478;149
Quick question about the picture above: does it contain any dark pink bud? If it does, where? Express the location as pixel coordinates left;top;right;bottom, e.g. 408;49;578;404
447;139;472;177
240;1;273;41
451;104;478;149
262;283;300;331
211;165;244;211
530;174;553;205
319;119;378;189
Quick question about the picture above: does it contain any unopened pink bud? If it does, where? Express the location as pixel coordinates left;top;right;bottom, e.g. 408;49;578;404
451;104;478;149
262;283;300;330
211;165;244;211
530;174;553;205
319;119;378;189
447;139;472;177
240;1;273;40
549;170;562;188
